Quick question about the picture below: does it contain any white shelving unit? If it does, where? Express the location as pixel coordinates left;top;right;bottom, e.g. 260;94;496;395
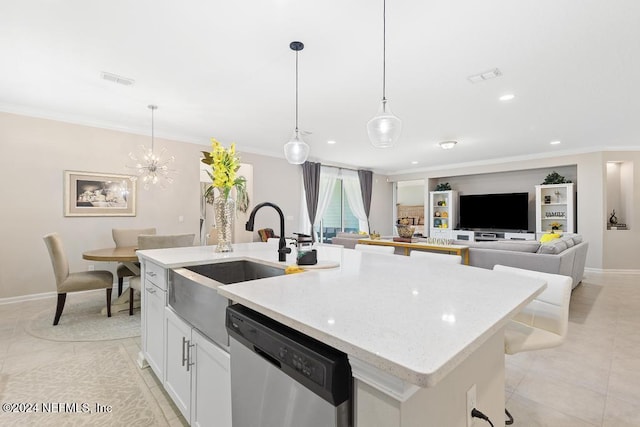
429;190;458;238
535;183;575;234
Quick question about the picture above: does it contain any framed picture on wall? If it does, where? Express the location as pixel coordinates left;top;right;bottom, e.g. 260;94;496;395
64;171;136;216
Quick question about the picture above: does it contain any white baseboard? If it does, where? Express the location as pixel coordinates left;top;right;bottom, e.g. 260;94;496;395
0;287;110;305
584;267;640;275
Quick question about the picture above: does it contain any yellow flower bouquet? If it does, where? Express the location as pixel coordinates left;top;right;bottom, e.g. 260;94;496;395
201;138;249;213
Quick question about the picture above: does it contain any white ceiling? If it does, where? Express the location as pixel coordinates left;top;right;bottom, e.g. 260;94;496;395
2;0;639;174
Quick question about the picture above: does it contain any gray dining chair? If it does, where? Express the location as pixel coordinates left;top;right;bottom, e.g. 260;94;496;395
112;227;156;296
128;233;195;315
43;233;114;325
409;250;462;264
354;244;395;255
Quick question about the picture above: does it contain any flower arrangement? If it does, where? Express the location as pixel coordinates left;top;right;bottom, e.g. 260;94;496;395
201;138;249;213
549;221;563;230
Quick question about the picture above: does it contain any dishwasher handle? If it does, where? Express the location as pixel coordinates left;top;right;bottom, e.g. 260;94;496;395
254;346;281;368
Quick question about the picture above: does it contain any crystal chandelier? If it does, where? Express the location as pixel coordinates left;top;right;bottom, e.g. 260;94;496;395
367;0;401;148
283;41;310;164
128;105;175;190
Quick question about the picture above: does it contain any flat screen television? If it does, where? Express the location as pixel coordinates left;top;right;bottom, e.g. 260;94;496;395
459;192;529;231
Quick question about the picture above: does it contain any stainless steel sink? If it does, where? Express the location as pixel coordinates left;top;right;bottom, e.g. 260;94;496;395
169;260;285;350
185;260;285;284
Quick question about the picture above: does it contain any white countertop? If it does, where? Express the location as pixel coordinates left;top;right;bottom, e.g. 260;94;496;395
138;242;545;388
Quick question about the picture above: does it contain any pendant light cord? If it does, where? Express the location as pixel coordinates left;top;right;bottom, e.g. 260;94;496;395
382;0;387;102
148;104;157;153
295;49;299;133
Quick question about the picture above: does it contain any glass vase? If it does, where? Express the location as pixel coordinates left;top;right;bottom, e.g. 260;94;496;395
214;197;235;253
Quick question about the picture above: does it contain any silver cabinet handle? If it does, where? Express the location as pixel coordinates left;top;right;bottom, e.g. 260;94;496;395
186;341;195;372
145;286;156;294
146;271;157;277
182;337;187;367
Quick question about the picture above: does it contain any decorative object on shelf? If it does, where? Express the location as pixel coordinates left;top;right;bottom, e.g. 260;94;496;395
398;217;411;225
545;211;566;218
438;141;457;150
425;237;454;245
549;221;563;231
434;211;441;217
435;182;452;191
434;219;442;226
367;0;401;148
609;210;618;225
202;138;250;252
441;212;448;218
396;224;415;238
541;171;572;185
283;41;310;164
370;231;381;240
544;195;551;204
554;190;562;203
127;105;176;190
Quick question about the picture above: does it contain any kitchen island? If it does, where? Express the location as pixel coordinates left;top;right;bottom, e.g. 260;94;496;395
137;242;545;427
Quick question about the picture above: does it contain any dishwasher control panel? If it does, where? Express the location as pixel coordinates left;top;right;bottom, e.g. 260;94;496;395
226;304;352;406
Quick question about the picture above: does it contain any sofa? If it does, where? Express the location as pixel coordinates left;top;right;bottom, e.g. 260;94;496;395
460;234;588;289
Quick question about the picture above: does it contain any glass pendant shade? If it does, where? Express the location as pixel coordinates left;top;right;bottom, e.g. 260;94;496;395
283;130;310;164
367;99;402;148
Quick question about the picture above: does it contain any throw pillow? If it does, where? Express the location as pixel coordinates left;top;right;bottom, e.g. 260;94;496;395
540;233;561;243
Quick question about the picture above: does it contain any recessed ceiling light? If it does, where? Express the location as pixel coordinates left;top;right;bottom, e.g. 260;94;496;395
411;161;418;165
499;94;515;101
327;140;337;145
439;141;457;150
550;140;561;145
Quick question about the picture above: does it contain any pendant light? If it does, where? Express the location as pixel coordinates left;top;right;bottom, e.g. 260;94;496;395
283;41;310;164
127;105;176;190
367;0;401;148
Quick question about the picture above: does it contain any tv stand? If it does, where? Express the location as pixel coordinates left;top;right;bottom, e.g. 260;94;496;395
453;230;535;242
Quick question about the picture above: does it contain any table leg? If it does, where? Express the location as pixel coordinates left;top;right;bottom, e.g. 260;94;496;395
463;249;469;265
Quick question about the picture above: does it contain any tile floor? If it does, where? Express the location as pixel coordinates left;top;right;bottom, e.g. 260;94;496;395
0;271;638;426
505;272;640;426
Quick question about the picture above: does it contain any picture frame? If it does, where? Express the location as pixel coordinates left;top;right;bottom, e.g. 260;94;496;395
64;171;136;217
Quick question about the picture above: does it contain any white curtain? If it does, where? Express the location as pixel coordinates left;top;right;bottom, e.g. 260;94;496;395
342;169;369;233
300;166;339;241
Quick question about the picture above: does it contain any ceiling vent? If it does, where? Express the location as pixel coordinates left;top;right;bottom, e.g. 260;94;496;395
467;68;502;84
101;71;135;86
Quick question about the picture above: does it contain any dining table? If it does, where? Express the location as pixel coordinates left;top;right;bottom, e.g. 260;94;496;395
82;246;140;314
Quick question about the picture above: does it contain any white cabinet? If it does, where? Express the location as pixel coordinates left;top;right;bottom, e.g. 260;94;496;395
191;329;232;427
165;307;193;421
429;190;458;238
140;260;167;381
535;183;575;234
164;307;232;427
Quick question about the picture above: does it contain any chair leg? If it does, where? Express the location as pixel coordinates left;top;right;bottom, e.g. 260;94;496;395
118;278;124;296
505;408;514;425
53;293;67;325
106;288;112;318
129;287;134;315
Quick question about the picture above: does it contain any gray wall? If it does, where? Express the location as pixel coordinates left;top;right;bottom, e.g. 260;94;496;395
433;166;577;232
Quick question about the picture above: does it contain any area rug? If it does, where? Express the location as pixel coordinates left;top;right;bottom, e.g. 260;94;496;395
0;345;165;426
25;298;140;342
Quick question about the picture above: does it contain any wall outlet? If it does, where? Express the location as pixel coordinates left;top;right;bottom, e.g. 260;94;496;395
466;384;477;427
178;215;184;223
87;264;95;271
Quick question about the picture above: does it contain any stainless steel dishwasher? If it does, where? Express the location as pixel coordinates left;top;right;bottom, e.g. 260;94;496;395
226;304;352;427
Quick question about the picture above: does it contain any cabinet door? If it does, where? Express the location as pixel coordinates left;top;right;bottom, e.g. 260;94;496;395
164;307;193;422
143;281;165;381
191;330;232;427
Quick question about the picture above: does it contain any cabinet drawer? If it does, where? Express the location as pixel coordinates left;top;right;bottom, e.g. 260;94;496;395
144;261;167;289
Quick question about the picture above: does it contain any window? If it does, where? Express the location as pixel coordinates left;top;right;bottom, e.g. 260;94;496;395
316;179;359;243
